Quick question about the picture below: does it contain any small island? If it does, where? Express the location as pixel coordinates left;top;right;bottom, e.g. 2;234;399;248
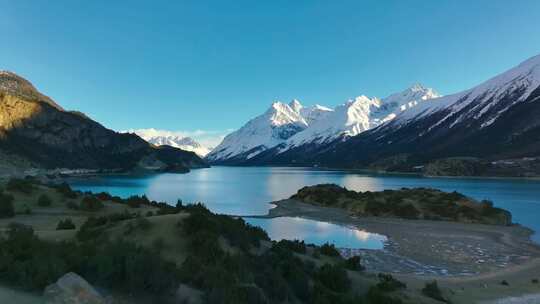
258;183;540;303
290;184;512;225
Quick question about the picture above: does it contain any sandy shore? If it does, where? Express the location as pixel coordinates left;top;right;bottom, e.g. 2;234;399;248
253;199;540;303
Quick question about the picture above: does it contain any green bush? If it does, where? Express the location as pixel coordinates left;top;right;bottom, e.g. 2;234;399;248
343;256;365;271
181;204;268;251
56;219;76;230
533;278;539;284
375;273;406;292
37;194;52;207
422;280;447;302
80;196;104;211
0;192;15;218
56;183;78;199
66;201;79;210
0;224;178;293
366;286;404;304
319;243;340;257
315;264;350;293
6;178;34;194
273;239;307;254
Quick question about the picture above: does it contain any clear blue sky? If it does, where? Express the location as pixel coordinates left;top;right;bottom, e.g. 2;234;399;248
1;0;540;145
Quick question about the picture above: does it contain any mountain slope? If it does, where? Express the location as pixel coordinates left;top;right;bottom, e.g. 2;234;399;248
207;85;438;164
205;100;322;162
248;54;540;174
284;85;440;149
0;71;208;173
127;129;212;157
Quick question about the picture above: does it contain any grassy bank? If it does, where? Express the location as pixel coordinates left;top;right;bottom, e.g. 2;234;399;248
0;178;448;304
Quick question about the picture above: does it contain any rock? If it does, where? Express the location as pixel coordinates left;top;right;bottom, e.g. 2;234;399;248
43;272;106;304
175;284;203;304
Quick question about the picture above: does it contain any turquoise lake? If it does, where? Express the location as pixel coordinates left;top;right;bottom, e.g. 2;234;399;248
69;166;540;247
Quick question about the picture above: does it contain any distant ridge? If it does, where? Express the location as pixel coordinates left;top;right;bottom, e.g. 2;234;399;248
127;129;212;157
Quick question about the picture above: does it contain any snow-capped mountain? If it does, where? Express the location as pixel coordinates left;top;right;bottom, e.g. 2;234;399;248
247;53;540;169
284;85;440;148
207;84;439;163
205;100;331;162
127;129;212;157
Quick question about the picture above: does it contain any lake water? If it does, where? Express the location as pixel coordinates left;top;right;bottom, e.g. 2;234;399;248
69;166;540;247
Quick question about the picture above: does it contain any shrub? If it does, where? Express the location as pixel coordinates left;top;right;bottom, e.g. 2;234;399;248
501;280;509;286
376;273;406;292
76;216;108;241
0;192;15;218
80;196;104;211
6;178;34;194
422;280;447;302
37;194;52;207
395;204;420;219
319;243;340;257
315;264;350;293
366;286;404;304
56;219;76;230
95;192;113;201
273;239;307;254
0;225;179;293
146;211;154;217
343;256;365;271
126;195;150;208
56;183;78;199
66;200;79;210
533;278;539;284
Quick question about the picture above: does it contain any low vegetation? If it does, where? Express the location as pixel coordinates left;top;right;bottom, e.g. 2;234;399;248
6;178;35;194
56;219;76;230
37;194;52;207
0;192;14;218
79;196;104;211
319;242;341;257
291;184;512;225
0;180;442;303
422;280;447;302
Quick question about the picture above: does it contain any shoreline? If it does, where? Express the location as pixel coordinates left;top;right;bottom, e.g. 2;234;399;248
249;199;540;275
210;164;540;180
253;199;540;302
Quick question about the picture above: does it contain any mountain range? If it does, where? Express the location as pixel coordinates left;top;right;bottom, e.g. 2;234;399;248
126;129;212;157
207;54;540;177
206;84;440;163
0;71;208;175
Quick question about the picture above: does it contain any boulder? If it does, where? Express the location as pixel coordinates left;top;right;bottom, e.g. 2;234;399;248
43;272;105;304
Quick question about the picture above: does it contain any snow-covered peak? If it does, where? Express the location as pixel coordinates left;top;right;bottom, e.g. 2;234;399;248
285;95;382;147
283;85;440;148
265;101;307;126
394;54;540;127
205;101;309;161
300;104;333;125
289;99;303;113
125;128;212;156
207;84;440;162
